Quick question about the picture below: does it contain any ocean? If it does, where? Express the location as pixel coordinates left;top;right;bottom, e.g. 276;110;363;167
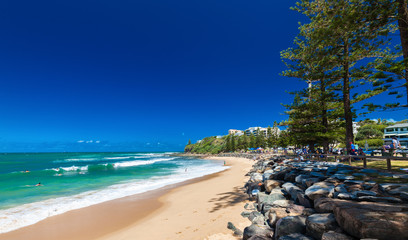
0;152;227;234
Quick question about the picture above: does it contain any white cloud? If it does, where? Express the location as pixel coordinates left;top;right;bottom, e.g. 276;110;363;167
77;140;84;143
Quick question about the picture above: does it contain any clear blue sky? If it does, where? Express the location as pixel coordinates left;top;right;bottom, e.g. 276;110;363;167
0;0;405;152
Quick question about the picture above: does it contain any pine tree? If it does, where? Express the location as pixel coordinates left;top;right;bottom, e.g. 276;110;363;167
231;135;236;152
284;0;397;152
188;139;191;145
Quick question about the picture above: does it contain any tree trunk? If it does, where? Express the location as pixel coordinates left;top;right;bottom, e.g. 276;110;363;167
320;80;329;154
397;0;408;105
343;41;354;153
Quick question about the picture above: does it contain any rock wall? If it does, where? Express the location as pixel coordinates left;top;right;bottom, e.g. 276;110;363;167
234;156;408;240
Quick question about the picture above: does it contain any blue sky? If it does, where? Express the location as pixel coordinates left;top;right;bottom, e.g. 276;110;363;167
0;0;405;152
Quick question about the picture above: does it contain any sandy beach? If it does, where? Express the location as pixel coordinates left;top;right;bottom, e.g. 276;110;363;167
0;156;253;240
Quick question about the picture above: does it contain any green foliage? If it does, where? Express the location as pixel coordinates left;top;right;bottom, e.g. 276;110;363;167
355;138;384;148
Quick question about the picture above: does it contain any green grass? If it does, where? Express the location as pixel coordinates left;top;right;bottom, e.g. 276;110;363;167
353;160;408;173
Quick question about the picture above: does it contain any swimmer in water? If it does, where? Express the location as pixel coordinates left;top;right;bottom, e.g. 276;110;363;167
35;182;43;186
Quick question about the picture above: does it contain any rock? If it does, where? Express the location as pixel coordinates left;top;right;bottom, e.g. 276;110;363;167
302;208;316;216
248;211;263;222
271;200;293;208
284;171;298;182
306;213;339;240
354;190;377;197
243;224;274;240
336;193;354;200
250;173;263;182
295;174;310;184
303;178;320;188
262;170;275;181
258;193;287;213
241;211;251;218
314;198;344;213
264;180;282;193
282;182;304;201
335;184;348;193
311;171;326;179
360;169;379;174
247;235;271;240
333;200;408;240
278;233;313;240
275;215;306;239
357;196;402;203
321;231;354;240
267;205;304;227
252;215;267;226
296;192;313;208
305;182;335;200
352;173;367;178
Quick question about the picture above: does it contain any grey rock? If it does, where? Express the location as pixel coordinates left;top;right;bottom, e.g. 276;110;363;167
337;193;354;200
243;224;274;240
335;184;348;193
262;170;275;181
357;196;403;203
295;174;310;184
278;233;313;240
360;169;378;174
247;235;271;240
305;182;335;200
275;215;306;239
311;172;326;178
282;182;304;201
352;173;366;178
296;192;312;208
250;173;263;182
304;178;320;187
353;190;377;197
321;231;354;240
252;215;267;226
306;213;339;240
248;211;263;222
241;211;251;218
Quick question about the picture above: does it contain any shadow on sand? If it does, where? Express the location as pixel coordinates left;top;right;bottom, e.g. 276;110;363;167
208;186;248;213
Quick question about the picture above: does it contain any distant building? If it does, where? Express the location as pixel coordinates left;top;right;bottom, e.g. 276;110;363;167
228;129;244;136
244;127;280;137
384;123;408;147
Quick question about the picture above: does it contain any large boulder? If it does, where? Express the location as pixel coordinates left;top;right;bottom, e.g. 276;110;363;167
306;213;339;240
333;200;408;240
243;224;274;240
275;215;306;239
305;182;335;201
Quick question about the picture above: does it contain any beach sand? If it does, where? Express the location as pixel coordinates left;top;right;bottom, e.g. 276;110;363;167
0;156;253;240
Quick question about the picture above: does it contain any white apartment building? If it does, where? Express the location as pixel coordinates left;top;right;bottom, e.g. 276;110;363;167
384;123;408;147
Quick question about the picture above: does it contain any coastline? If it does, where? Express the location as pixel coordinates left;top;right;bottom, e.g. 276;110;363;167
0;156;252;240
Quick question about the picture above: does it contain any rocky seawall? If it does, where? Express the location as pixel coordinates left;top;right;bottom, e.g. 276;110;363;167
231;156;408;240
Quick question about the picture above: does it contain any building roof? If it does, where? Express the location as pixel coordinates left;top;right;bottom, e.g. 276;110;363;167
385;123;408;128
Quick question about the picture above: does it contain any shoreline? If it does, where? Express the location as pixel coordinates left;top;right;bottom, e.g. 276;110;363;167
0;156;253;240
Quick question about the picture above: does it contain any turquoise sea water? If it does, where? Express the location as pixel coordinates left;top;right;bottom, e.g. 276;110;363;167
0;152;227;233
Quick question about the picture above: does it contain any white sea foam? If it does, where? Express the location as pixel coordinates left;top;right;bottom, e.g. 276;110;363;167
112;157;175;168
0;161;228;234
